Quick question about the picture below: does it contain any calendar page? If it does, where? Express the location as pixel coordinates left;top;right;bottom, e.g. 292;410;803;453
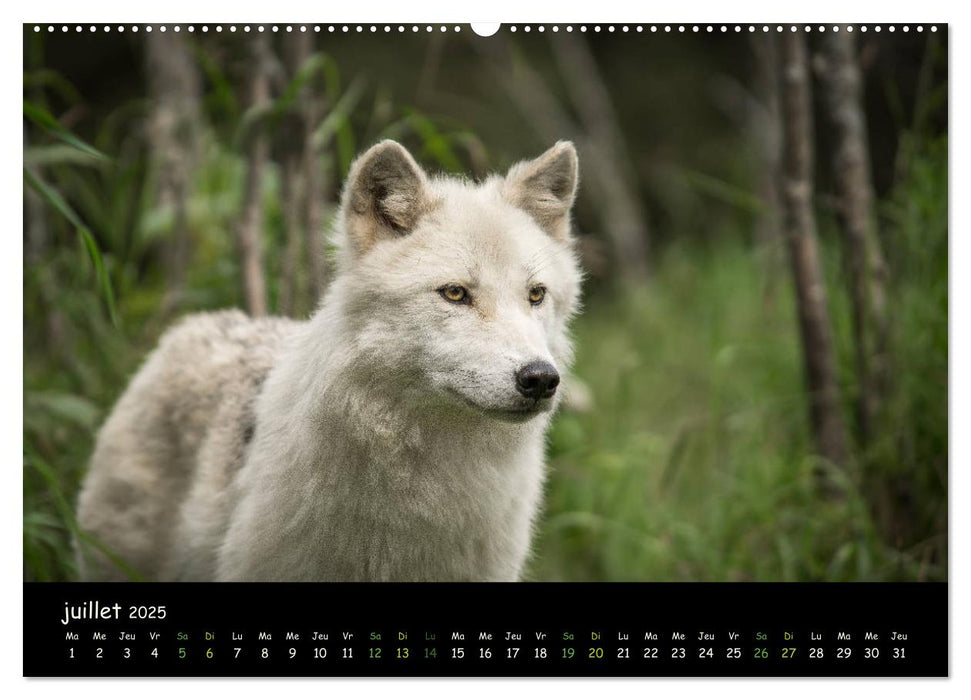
22;21;948;678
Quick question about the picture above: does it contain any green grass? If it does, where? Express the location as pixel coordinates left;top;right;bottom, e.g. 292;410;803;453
533;244;883;581
530;139;948;583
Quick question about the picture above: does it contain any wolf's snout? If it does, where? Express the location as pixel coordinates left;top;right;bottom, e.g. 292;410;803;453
515;361;560;400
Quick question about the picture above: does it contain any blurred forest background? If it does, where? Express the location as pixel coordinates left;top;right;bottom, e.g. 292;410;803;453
23;25;947;582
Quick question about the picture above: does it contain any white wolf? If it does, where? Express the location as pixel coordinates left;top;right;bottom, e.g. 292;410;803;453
76;140;583;581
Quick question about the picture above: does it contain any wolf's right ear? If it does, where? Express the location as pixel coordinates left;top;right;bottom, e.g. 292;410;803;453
340;140;430;257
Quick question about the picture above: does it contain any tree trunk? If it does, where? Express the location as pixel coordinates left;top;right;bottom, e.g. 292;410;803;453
302;62;327;302
549;34;651;279
145;31;200;311
819;31;890;445
278;151;303;316
751;36;783;247
235;36;271;317
779;33;851;471
277;35;313;317
749;34;785;309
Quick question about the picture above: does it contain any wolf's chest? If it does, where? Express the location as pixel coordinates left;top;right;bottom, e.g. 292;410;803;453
301;446;546;581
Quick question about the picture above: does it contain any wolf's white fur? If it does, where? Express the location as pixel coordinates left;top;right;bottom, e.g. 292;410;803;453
76;140;583;581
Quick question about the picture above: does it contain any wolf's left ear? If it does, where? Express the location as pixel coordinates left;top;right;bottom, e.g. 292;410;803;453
503;141;579;241
340;140;430;257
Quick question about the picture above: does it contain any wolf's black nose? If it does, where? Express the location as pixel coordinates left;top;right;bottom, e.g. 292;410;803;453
515;361;560;400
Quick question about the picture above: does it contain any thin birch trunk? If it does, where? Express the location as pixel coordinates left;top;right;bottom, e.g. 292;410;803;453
303;83;326;301
278;150;304;316
819;31;890;445
780;33;851;471
277;34;313;317
235;35;271;317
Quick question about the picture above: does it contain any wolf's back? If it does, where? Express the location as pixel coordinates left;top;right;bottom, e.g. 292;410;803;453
75;310;297;581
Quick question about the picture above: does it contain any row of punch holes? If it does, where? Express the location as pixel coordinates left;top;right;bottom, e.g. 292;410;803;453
32;25;940;35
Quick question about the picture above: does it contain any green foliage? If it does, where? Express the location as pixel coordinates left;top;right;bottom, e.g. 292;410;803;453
531;138;948;583
24;103;118;326
23;99;108;161
534;244;881;581
865;135;948;566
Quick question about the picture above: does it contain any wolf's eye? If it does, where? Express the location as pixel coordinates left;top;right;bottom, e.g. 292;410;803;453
528;285;547;306
439;284;470;304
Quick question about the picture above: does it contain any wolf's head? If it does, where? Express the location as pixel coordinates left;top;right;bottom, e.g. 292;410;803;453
331;140;583;423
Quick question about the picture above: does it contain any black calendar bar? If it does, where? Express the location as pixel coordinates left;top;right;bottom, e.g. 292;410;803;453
24;582;947;677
